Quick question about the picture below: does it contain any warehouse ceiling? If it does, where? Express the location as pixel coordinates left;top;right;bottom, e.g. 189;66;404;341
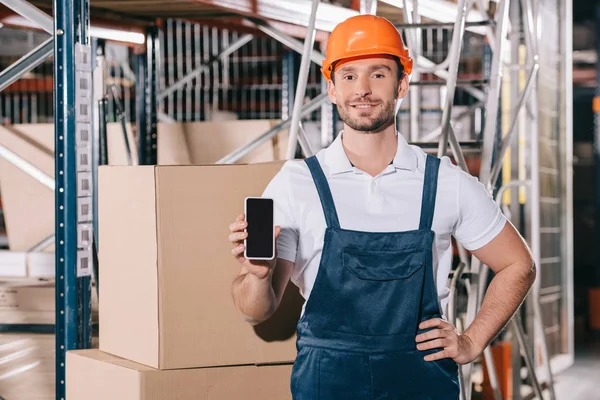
0;0;463;41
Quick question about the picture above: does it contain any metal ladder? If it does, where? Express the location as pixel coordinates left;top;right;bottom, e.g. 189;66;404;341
399;0;557;399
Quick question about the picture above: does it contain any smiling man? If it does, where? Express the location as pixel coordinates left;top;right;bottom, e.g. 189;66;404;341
228;14;536;399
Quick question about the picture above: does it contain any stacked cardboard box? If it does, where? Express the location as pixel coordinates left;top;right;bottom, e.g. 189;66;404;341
66;161;303;399
0;280;54;324
67;350;294;400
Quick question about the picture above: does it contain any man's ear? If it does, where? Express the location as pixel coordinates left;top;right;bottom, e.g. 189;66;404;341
327;79;337;104
397;74;409;99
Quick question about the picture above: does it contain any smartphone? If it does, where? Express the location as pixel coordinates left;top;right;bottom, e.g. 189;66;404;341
244;197;275;260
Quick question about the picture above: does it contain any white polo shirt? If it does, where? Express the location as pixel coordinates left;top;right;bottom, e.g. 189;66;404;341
262;132;506;317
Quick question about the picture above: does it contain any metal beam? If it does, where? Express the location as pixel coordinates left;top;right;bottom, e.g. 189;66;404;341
286;0;320;160
54;0;92;396
563;0;574;370
0;0;53;33
282;50;296;121
381;0;488;34
478;0;510;188
418;101;484;142
297;121;315;157
400;0;421;142
217;93;328;164
135;52;148;164
144;27;159;165
251;20;325;65
395;20;493;29
447;124;469;172
0;143;55;190
110;84;135;165
437;0;470;158
410;79;489;86
158;33;253;101
28;234;56;252
416;57;486;102
513;309;545;399
320;73;334;147
360;0;378;14
460;5;510;399
0;37;53;92
475;0;496;49
158;112;175;123
192;0;357;32
0;13;145;44
489;63;539;186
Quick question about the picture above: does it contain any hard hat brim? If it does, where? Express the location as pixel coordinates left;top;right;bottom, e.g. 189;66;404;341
322;47;413;81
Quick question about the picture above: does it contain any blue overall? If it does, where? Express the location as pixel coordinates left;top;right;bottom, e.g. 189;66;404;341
290;154;460;400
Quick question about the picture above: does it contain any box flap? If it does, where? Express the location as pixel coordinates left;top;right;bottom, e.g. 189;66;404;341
68;349;156;371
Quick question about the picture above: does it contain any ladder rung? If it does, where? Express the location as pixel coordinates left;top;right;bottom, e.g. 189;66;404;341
395;20;495;30
410;79;490;87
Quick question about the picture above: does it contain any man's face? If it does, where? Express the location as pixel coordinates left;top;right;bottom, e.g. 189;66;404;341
327;56;408;133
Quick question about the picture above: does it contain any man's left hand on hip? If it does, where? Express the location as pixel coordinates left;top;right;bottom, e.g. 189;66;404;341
415;318;480;365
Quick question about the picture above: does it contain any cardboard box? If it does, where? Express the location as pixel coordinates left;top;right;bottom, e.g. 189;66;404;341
0;281;54;311
67;350;293;400
0;280;55;325
183;120;288;164
0;125;55;252
98;162;303;369
0;279;98;325
0;308;54;324
0;250;55;278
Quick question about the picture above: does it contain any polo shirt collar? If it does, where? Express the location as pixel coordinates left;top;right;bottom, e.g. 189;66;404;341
324;131;418;175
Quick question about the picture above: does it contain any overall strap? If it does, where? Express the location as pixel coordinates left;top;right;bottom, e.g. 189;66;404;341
419;155;441;231
304;156;341;229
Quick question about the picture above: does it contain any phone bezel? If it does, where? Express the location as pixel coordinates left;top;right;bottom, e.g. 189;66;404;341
243;197;275;261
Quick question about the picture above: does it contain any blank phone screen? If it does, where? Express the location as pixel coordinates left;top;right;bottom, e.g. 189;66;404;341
245;198;274;259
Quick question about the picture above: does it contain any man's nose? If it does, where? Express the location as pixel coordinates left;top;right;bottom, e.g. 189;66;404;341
355;75;372;97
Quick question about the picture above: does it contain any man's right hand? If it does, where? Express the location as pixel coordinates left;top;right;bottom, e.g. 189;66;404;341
228;213;281;280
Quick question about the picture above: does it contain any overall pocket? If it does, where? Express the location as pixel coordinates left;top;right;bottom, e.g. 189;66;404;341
312;247;427;336
343;248;424;281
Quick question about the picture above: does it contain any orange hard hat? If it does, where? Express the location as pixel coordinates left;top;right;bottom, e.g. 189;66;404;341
321;15;413;81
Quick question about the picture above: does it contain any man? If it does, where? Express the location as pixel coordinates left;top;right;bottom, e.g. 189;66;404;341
228;14;535;399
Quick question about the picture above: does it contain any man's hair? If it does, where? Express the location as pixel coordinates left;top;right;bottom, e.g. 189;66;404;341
330;56;405;84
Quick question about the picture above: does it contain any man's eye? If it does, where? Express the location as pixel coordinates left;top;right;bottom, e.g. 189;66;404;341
343;75;355;80
373;73;385;78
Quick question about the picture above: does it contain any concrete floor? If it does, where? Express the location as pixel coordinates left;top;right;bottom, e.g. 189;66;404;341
0;333;54;400
553;334;600;400
0;332;598;399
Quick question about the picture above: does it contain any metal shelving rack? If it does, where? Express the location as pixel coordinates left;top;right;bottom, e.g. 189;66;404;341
0;0;573;399
53;0;94;397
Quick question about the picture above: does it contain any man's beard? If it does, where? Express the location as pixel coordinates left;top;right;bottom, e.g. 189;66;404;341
336;98;397;133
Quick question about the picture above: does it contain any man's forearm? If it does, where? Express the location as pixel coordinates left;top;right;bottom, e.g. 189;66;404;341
232;271;277;325
463;261;536;352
